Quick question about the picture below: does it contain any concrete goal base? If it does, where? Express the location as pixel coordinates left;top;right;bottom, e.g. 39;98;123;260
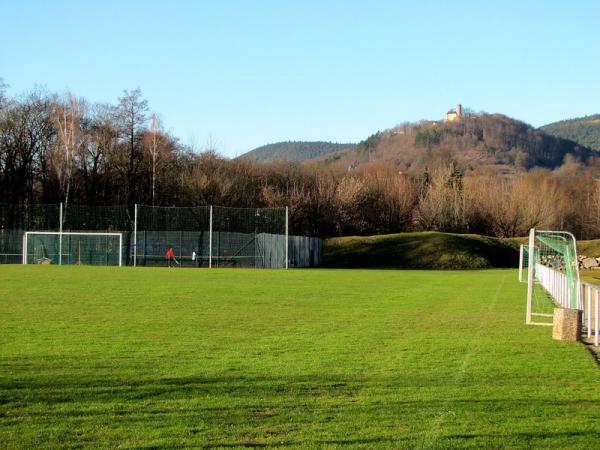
552;307;581;341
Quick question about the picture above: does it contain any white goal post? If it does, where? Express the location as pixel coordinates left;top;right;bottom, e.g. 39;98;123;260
525;228;580;326
523;227;600;347
23;231;123;266
519;244;525;283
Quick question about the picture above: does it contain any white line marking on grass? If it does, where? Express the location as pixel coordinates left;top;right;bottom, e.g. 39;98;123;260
420;273;507;449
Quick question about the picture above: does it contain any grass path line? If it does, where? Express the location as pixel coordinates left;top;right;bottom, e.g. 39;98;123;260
421;272;507;448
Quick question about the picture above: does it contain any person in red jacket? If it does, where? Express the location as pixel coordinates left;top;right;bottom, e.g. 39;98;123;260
166;247;176;267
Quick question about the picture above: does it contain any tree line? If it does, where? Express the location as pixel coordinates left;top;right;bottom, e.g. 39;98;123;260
1;83;600;239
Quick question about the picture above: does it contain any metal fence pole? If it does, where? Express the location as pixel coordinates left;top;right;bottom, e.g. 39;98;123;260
525;228;535;324
118;233;123;267
588;286;592;339
594;291;600;347
59;203;63;265
209;205;213;268
518;244;524;282
133;204;138;267
22;233;27;264
285;206;289;270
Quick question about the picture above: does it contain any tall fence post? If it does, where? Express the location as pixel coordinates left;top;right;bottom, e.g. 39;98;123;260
133;204;138;267
588;286;592;339
518;244;524;282
22;233;27;264
209;205;213;269
59;202;63;265
285;206;289;270
179;231;183;266
526;228;535;324
594;291;600;347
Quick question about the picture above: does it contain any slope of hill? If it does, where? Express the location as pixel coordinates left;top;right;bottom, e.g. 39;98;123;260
541;115;600;152
241;141;356;162
311;114;595;174
324;232;519;269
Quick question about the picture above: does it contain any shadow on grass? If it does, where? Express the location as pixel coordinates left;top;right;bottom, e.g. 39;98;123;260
3;367;600;448
3;368;597;411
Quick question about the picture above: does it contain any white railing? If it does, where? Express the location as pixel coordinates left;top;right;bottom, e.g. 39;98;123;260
536;263;599;346
580;281;600;347
536;264;572;309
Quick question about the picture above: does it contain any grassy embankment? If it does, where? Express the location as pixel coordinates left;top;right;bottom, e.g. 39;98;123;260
577;239;600;284
323;232;600;285
324;231;519;269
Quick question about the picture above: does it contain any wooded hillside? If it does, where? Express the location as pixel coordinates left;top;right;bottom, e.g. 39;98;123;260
310;114;595;174
242;141;355;162
2;84;600;240
541;115;600;152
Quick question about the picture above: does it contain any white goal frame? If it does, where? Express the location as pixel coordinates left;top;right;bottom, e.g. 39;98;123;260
23;231;123;266
526;228;580;326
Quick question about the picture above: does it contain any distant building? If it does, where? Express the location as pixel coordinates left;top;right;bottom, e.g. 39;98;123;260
445;103;462;122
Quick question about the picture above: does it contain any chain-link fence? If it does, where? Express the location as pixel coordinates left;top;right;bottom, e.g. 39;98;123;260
135;205;209;267
0;204;61;264
0;203;322;268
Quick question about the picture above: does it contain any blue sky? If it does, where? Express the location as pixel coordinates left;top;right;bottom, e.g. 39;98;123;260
1;1;599;156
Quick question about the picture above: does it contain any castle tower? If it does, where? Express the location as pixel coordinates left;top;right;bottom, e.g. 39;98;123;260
444;103;462;122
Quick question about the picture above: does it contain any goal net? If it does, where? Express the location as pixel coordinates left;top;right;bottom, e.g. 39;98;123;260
525;229;580;326
23;232;123;266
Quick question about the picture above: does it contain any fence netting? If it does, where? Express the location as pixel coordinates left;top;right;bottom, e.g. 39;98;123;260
63;204;132;231
136;205;211;267
211;207;286;268
62;204;133;265
1;203;322;268
0;204;60;264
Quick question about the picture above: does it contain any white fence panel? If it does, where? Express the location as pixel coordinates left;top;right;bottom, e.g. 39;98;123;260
537;263;600;346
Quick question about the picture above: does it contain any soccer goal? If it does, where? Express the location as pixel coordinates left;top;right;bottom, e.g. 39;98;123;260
525;228;580;326
23;231;123;266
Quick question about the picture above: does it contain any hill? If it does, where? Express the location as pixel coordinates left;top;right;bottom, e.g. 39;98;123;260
311;114;595;174
241;141;356;162
323;231;519;269
541;115;600;152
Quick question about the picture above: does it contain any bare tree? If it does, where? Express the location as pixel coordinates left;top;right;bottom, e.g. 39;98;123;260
416;166;466;232
116;88;148;205
147;112;161;206
0;90;54;203
469;171;560;237
81;103;119;203
0;78;7;110
51;92;85;207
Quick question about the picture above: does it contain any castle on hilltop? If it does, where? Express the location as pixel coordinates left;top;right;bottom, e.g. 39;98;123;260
445;104;462;122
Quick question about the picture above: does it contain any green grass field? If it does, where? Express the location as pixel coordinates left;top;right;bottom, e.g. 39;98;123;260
1;266;600;449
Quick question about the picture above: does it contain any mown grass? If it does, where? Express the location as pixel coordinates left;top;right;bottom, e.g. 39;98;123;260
578;239;600;259
1;266;600;449
324;232;519;269
564;239;600;285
